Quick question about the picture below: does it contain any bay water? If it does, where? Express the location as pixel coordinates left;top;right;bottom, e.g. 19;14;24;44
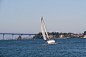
0;38;86;57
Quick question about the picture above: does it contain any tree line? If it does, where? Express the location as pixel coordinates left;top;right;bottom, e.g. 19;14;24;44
33;31;86;39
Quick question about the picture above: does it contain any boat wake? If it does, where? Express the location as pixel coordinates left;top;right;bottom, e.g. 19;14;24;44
40;43;60;46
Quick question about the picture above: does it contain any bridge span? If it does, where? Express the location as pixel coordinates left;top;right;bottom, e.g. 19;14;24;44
0;33;35;40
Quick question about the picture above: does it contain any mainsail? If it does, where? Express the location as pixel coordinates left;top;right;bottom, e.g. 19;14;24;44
41;17;49;40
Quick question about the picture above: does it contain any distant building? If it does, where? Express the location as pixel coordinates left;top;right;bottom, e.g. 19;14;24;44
83;35;86;38
48;35;53;38
71;35;83;38
60;35;64;38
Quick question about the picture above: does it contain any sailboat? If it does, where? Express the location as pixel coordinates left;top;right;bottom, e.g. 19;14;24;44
41;17;55;44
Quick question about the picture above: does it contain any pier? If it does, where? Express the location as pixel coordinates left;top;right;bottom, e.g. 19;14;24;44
0;33;35;40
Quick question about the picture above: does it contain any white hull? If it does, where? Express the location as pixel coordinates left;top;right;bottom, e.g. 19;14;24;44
47;40;55;44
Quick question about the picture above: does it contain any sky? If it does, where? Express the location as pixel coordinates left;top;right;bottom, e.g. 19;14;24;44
0;0;86;34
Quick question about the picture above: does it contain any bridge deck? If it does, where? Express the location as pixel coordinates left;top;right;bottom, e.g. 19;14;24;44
0;33;35;35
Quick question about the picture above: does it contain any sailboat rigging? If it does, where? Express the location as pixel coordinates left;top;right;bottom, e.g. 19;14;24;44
41;17;55;44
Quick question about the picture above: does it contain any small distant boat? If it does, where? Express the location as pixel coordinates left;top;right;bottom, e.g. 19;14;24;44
41;17;55;44
17;35;22;40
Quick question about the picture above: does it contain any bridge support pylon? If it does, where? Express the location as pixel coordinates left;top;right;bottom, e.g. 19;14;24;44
12;34;14;40
3;34;5;40
29;35;31;38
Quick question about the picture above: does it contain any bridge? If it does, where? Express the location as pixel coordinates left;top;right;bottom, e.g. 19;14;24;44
0;33;35;40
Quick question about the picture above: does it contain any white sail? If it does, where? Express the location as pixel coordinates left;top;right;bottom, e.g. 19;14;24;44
41;18;46;40
41;17;49;40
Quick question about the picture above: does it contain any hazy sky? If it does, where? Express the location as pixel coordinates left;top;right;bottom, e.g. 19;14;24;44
0;0;86;34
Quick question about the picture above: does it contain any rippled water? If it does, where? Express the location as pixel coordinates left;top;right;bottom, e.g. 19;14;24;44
0;38;86;57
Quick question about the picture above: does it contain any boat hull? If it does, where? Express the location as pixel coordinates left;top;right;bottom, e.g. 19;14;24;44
47;40;55;44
